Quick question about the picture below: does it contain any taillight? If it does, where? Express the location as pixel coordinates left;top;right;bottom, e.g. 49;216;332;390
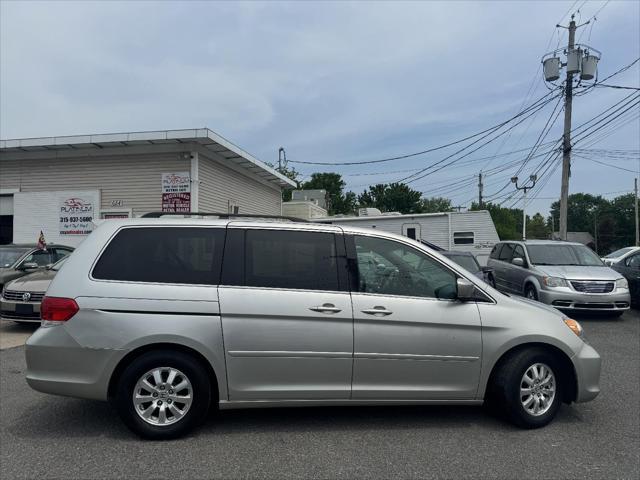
40;296;79;322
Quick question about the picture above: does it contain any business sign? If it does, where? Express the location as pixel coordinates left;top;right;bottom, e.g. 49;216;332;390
59;196;95;235
162;172;191;212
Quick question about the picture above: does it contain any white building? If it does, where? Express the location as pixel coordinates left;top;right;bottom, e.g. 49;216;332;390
0;128;295;246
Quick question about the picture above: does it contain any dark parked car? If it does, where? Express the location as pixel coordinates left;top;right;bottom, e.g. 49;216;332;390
611;251;639;307
440;251;495;287
0;244;74;293
1;257;68;323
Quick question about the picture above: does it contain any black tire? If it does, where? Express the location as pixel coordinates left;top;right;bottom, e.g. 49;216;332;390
488;275;496;289
114;350;211;439
489;348;563;429
524;284;538;301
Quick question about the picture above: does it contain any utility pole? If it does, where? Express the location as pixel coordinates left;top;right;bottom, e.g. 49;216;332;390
635;177;639;246
543;14;599;239
478;173;484;208
593;209;598;255
559;17;576;241
511;174;537;241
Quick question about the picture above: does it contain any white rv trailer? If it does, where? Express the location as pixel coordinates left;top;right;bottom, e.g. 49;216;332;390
316;209;500;265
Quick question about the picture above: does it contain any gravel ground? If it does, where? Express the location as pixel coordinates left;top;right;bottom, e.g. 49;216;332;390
0;310;638;479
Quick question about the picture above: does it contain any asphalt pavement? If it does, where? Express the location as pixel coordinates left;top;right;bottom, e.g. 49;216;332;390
0;310;638;479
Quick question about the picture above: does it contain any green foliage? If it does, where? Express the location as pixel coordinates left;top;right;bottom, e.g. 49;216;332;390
301;172;357;215
470;202;523;240
358;183;423;214
549;193;637;254
266;162;301;202
420;197;454;213
527;213;550;239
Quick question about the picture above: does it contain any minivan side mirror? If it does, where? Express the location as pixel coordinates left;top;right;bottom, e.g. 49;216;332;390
19;262;39;271
512;257;525;268
456;278;477;301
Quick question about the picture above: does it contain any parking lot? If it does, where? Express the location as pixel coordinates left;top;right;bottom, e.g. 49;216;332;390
1;310;638;479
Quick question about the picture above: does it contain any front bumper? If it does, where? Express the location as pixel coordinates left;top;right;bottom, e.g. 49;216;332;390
572;341;601;403
25;325;124;401
1;299;42;322
538;288;630;312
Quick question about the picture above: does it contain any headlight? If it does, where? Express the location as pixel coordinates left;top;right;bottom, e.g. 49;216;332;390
564;318;583;337
616;278;629;290
543;276;568;288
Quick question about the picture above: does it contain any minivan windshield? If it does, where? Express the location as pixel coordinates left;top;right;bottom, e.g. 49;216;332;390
0;247;30;268
527;244;604;266
604;247;634;259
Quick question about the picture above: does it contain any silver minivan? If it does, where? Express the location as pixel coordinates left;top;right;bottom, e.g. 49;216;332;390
26;216;601;439
487;240;630;315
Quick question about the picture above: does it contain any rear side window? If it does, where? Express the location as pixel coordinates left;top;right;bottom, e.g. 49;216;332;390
92;227;225;285
241;230;340;291
499;243;515;261
489;244;503;259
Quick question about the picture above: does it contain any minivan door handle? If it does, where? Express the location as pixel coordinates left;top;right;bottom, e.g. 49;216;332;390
361;306;393;316
309;303;342;314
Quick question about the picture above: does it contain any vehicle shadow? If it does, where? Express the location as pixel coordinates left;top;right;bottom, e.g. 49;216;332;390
8;396;580;440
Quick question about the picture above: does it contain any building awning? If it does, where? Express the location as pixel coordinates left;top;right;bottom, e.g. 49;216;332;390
0;128;296;188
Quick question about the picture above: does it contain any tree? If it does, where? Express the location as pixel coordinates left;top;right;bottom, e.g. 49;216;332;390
358;183;423;214
266;162;301;202
470;202;523;240
527;213;550;239
420;197;453;213
549;193;626;254
301;172;356;215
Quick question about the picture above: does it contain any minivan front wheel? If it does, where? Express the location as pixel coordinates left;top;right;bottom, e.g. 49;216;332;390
525;284;538;301
114;350;211;439
490;348;563;428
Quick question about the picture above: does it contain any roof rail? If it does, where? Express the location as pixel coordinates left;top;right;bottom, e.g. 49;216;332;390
140;211;307;222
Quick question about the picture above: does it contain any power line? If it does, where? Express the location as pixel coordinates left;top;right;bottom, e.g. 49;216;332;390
289;89;560;166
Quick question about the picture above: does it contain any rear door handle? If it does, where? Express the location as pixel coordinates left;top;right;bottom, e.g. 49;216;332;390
309;303;342;314
361;306;393;316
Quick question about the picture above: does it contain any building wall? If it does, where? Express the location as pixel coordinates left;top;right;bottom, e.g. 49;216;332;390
198;152;282;215
0;152;189;216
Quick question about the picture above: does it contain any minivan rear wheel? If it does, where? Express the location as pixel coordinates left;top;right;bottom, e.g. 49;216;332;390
114;350;211;439
489;348;563;429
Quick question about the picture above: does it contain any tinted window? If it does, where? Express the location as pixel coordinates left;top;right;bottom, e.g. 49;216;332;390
22;249;53;266
355;236;457;299
453;232;474;245
626;254;640;269
243;230;339;291
53;248;73;262
512;245;526;264
489;244;503;260
499;243;515;261
0;247;30;267
444;253;480;273
93;227;224;284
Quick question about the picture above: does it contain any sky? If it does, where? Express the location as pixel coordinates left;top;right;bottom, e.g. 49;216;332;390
1;0;639;217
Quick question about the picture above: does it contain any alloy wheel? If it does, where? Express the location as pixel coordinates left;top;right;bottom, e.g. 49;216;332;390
520;363;556;416
132;367;193;426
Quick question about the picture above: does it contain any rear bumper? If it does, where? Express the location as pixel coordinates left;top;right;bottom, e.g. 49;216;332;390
538;289;630;312
572;341;602;403
25;325;123;401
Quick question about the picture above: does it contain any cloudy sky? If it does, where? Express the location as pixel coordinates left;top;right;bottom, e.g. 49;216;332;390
1;0;638;216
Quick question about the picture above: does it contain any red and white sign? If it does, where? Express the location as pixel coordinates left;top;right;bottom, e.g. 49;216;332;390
161;172;191;212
